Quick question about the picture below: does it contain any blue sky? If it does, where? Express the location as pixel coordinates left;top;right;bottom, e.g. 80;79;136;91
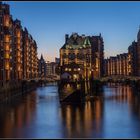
5;1;140;61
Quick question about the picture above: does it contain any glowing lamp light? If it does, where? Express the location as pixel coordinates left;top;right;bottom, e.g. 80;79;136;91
74;74;77;78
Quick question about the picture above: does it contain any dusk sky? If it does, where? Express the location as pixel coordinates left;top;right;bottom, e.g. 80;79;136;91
6;1;140;62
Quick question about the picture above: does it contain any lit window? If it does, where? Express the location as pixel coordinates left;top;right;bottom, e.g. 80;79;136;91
5;53;10;59
4;35;10;42
5;62;9;69
4;15;9;27
5;45;9;51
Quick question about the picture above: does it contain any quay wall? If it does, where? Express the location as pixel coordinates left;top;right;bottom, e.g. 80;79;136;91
0;80;38;103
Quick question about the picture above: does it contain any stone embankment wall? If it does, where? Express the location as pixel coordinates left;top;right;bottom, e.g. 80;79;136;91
0;80;37;103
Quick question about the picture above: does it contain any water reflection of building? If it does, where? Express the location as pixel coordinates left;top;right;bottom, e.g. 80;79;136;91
106;83;140;118
60;33;104;81
60;100;104;138
106;83;133;103
128;86;140;117
104;28;140;77
0;92;37;137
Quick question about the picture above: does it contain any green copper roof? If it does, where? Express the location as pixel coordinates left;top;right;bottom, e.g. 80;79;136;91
64;37;91;49
84;37;91;46
61;33;100;50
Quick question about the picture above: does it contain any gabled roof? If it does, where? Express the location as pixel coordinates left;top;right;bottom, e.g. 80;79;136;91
61;33;92;50
40;54;44;60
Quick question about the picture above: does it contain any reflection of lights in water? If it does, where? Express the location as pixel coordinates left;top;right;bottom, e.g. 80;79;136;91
66;106;71;126
107;84;133;104
95;101;101;119
10;110;14;123
17;104;24;128
95;100;102;132
75;108;81;134
84;101;93;133
26;96;32;125
4;115;13;137
2;84;140;138
66;106;72;137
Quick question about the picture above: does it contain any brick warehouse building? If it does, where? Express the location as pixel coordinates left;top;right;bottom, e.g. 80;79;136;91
104;28;140;77
60;33;104;81
104;53;131;76
0;2;38;85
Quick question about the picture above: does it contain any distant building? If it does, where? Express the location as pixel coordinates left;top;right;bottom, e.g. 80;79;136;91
46;61;51;76
38;55;47;79
136;28;140;76
104;28;140;77
128;28;140;76
104;53;130;76
60;33;104;81
128;41;137;76
46;61;59;76
55;57;60;64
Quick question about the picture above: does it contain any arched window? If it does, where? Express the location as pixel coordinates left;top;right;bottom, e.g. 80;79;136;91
63;53;67;58
68;53;75;60
77;53;84;60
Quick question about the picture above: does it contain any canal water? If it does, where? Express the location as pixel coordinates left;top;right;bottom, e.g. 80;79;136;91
0;82;140;138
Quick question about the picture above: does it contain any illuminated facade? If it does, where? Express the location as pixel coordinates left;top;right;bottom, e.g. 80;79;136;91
128;29;140;76
22;29;38;80
128;41;137;76
104;53;130;76
60;33;104;81
0;3;11;82
12;19;23;80
0;2;38;83
104;28;140;77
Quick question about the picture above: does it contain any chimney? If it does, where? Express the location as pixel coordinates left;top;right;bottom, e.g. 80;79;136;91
65;34;69;44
